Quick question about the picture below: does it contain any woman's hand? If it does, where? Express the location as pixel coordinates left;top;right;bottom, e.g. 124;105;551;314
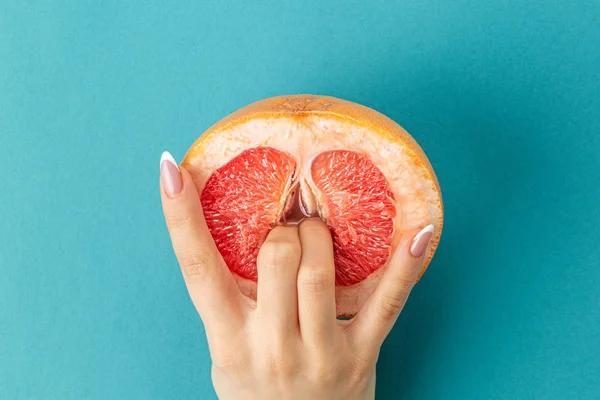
160;153;434;400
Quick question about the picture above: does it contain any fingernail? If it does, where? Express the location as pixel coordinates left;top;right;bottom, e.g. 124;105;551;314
410;225;434;257
160;151;182;196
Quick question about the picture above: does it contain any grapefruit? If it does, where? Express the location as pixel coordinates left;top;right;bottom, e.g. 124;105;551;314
182;95;443;317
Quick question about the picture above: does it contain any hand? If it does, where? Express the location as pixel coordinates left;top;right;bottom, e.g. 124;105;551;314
159;153;434;400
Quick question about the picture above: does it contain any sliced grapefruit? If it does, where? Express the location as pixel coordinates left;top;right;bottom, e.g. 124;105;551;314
182;95;443;317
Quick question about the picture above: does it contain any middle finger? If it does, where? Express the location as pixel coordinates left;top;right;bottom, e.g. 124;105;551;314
256;225;302;334
297;219;337;348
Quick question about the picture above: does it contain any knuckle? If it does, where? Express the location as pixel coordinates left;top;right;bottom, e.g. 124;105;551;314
258;240;300;267
178;251;214;283
378;294;405;321
298;269;333;292
300;219;329;236
391;274;416;291
164;208;190;229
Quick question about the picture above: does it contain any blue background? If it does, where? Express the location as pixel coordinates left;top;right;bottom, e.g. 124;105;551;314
1;1;599;399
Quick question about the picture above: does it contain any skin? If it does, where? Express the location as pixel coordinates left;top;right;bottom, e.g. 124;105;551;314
160;166;430;400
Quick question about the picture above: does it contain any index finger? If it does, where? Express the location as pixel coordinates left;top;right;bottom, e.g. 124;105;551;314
160;152;245;334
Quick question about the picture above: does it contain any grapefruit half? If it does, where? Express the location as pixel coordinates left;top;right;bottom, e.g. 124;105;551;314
182;95;443;317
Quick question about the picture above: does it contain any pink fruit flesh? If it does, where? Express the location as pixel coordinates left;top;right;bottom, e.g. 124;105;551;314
311;150;395;286
200;147;297;281
200;146;395;286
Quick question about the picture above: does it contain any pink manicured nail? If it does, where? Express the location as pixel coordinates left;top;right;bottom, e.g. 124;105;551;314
160;151;182;196
410;225;434;257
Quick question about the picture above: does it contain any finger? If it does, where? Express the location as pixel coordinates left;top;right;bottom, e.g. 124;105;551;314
297;219;337;347
256;225;301;334
160;151;244;333
348;225;434;351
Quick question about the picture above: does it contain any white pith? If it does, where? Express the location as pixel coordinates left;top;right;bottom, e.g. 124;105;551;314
185;115;442;316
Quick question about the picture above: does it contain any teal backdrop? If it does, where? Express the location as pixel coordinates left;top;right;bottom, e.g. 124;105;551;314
1;1;599;399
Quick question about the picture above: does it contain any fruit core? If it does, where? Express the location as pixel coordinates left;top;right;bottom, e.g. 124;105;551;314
200;146;396;287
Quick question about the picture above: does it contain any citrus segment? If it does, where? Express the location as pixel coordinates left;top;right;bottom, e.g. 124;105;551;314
200;147;297;281
311;150;396;286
